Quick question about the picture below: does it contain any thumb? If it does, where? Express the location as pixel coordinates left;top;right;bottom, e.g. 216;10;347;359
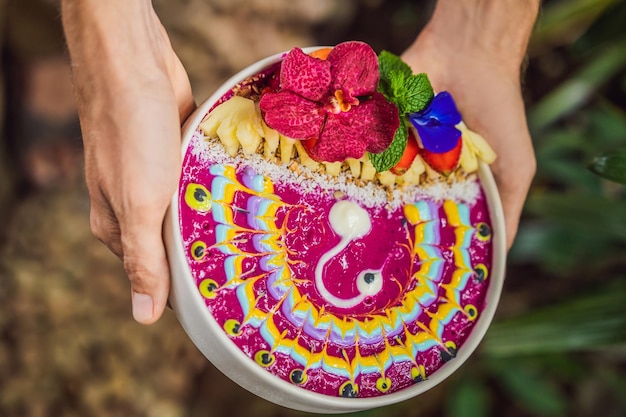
120;211;171;324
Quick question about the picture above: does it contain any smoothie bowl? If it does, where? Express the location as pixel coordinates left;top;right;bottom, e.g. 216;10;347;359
164;42;506;413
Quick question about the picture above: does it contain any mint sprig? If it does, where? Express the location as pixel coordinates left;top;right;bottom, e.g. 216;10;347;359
369;118;407;172
378;50;412;97
370;51;434;172
395;71;433;114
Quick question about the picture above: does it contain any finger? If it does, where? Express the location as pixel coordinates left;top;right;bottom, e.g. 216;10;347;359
89;194;124;258
119;207;171;325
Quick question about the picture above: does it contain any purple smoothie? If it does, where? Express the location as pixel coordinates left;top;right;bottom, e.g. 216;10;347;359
177;131;493;398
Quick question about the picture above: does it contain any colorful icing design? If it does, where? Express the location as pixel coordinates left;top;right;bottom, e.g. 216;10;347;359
178;134;493;398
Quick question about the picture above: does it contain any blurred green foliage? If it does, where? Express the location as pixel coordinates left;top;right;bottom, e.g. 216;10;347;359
355;0;626;416
477;0;626;415
590;149;626;184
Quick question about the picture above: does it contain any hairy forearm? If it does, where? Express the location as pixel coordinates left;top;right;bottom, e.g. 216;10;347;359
425;0;540;72
62;0;156;56
59;1;195;325
61;0;172;96
61;0;195;125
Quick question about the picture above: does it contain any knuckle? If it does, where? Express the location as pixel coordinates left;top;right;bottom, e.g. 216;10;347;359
117;194;171;230
89;209;123;257
123;256;157;290
123;257;146;279
89;213;108;242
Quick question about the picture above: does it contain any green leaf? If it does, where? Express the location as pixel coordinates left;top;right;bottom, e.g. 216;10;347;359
483;279;626;356
378;51;433;112
524;193;626;241
570;0;626;55
378;50;412;85
585;101;626;148
446;379;490;417
530;0;621;51
401;73;434;114
386;71;433;115
589;149;626;184
523;354;588;380
538;159;602;192
528;39;626;133
509;221;619;275
378;51;411;99
491;364;568;417
374;52;433;172
369;118;408;172
389;70;406;103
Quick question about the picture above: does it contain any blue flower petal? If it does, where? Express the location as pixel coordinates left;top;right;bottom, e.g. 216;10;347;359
427;92;462;125
414;122;461;153
408;91;462;153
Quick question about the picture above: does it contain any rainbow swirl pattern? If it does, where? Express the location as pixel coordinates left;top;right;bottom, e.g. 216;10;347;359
178;136;493;398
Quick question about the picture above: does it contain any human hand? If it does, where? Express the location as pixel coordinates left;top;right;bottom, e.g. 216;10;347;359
402;0;539;250
62;1;195;323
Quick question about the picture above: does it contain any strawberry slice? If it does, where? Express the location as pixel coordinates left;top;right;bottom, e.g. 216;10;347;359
301;136;320;160
391;129;420;175
420;138;462;175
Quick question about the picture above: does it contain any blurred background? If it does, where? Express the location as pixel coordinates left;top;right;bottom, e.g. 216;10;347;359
0;0;625;416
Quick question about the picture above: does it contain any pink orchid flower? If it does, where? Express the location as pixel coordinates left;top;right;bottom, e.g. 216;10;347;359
259;41;399;162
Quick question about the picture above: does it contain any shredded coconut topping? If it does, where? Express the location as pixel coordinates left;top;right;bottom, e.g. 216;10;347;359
189;130;480;209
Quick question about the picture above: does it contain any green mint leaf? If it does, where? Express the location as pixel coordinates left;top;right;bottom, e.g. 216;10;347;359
378;51;412;98
401;73;434;114
387;71;433;115
379;50;413;79
369;118;408;172
374;52;433;172
389;70;406;102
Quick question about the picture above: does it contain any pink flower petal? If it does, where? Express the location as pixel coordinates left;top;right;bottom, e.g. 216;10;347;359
280;47;332;103
259;91;325;140
327;41;379;100
309;113;368;162
306;93;399;162
348;92;399;153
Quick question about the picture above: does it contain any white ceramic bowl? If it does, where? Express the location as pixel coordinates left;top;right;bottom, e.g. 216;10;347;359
164;48;506;414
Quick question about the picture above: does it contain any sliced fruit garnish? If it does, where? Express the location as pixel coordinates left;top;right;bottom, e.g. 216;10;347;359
302;136;318;154
391;128;419;175
420;138;462;175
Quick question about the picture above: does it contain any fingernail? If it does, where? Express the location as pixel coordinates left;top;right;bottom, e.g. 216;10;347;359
132;291;154;323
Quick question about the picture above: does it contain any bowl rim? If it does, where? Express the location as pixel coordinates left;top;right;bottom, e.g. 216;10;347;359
165;47;507;414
